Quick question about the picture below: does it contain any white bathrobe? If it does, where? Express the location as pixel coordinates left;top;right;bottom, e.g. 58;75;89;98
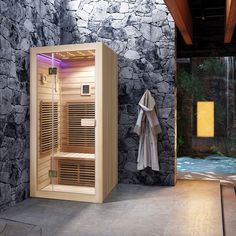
134;90;162;171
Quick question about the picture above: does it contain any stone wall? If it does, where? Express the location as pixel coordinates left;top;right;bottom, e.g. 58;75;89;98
0;0;61;211
0;0;176;211
61;0;176;185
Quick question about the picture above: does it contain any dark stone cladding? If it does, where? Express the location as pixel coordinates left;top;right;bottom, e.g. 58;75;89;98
0;0;61;211
60;0;176;186
0;0;176;211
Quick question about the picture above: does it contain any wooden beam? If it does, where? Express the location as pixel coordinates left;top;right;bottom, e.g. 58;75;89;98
164;0;193;45
224;0;236;43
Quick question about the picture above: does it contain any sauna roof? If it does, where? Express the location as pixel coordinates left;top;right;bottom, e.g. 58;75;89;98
42;50;95;60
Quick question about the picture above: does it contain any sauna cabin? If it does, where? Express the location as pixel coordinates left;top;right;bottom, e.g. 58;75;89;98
30;43;118;203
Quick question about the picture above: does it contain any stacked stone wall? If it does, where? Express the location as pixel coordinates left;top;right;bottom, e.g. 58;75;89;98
0;0;176;211
60;0;176;185
0;0;61;210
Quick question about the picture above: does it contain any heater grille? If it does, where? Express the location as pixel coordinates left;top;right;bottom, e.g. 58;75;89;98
58;159;95;187
40;101;58;154
67;103;95;147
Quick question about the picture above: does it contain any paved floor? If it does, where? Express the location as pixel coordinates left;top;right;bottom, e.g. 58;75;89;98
0;180;223;236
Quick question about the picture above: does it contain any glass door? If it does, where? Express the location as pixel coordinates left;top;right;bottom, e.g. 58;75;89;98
177;57;236;176
36;52;59;192
40;49;96;194
49;52;58;192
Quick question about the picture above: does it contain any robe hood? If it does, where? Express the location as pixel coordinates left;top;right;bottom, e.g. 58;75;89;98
138;90;155;112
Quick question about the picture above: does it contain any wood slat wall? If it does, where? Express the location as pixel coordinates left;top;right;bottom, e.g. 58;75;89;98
31;43;117;202
60;60;95;153
67;102;95;147
58;159;95;187
40;101;58;153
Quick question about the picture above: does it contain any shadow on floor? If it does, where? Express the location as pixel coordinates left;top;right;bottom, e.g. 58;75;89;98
0;218;42;236
0;182;223;236
105;184;171;203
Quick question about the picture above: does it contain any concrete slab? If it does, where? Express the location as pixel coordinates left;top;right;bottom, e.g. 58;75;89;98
0;218;41;236
0;180;223;236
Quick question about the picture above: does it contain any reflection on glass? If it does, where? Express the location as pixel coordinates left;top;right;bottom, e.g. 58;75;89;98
36;50;96;194
177;57;236;175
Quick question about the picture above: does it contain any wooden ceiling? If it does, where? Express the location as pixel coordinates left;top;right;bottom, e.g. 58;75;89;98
43;50;95;60
165;0;236;57
164;0;193;45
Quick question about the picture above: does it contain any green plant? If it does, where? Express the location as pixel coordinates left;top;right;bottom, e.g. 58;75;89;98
210;146;224;156
177;58;232;158
197;58;224;76
177;68;205;100
221;137;236;157
177;136;185;150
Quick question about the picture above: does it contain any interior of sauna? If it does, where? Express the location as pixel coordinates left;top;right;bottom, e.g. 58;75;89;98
37;50;96;195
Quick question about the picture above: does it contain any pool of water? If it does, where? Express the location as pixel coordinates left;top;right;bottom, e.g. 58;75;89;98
177;156;236;174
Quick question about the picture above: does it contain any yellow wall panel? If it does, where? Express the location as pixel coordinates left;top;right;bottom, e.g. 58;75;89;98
197;101;214;137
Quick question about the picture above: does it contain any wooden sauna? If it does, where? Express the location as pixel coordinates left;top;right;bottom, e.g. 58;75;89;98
30;43;118;203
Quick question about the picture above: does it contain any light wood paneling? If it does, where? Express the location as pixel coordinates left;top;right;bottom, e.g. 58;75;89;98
67;102;95;146
42;184;95;194
30;43;117;203
60;60;95;153
54;152;95;159
40;101;58;154
44;50;95;60
101;44;118;201
55;158;95;187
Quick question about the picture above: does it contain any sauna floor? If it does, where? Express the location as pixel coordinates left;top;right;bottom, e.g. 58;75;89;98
0;180;223;236
41;184;95;194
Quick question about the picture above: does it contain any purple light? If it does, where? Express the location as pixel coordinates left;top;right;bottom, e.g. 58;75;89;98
60;61;69;68
37;54;61;64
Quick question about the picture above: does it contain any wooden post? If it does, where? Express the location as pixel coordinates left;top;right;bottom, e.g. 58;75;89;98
224;0;236;43
164;0;193;45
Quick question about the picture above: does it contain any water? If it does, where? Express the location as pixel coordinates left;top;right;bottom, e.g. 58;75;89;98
177;156;236;174
224;57;234;134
